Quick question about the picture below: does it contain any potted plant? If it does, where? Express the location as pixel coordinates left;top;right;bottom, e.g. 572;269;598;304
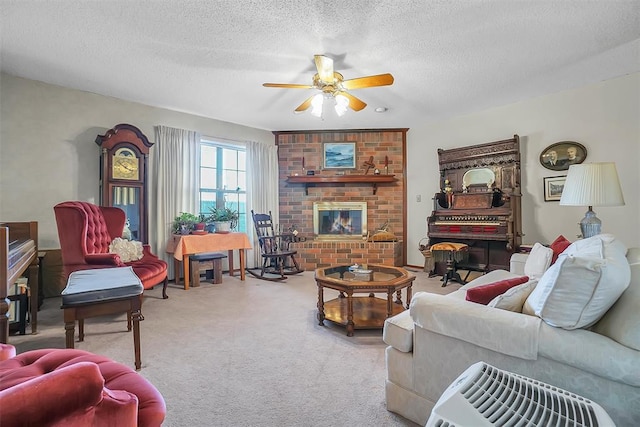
171;212;200;235
206;206;239;233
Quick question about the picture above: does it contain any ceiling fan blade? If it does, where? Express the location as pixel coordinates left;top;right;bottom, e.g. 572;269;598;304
314;55;334;84
263;83;314;89
341;73;394;90
294;95;316;112
338;91;367;111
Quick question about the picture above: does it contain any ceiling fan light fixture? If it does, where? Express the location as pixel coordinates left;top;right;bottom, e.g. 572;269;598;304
334;94;349;117
310;93;324;117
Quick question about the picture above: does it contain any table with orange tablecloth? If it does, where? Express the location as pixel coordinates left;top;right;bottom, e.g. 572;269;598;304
165;233;252;290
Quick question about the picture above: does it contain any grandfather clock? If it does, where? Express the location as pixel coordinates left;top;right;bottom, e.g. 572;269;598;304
96;124;153;243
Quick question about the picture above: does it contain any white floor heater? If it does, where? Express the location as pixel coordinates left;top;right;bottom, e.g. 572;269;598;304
426;362;615;427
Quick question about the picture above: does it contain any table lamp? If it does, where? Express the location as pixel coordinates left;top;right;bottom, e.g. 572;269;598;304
559;162;625;238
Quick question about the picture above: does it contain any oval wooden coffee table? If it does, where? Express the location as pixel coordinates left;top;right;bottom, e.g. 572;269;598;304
315;264;415;336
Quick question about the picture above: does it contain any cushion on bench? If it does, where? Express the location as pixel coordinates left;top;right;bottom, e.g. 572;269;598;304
61;266;143;306
189;252;227;261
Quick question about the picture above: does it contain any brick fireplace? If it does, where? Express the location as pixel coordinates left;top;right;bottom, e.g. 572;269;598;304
275;129;408;270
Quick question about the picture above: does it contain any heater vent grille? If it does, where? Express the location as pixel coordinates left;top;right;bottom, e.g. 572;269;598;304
426;362;614;427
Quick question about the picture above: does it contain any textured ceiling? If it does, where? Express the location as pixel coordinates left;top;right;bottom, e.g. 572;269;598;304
1;0;639;132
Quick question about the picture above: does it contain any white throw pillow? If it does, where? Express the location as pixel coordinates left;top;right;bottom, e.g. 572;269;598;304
109;237;144;263
523;234;630;330
592;263;640;350
524;243;553;280
488;279;538;312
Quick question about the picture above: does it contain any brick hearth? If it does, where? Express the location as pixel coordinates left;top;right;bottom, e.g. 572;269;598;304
275;129;408;268
291;240;403;271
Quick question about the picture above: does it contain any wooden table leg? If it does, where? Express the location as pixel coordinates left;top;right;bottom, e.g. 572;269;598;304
65;321;75;348
239;249;246;281
346;291;354;337
131;296;143;370
317;285;325;325
182;255;190;290
78;319;84;342
173;258;181;287
28;263;38;334
227;250;235;277
63;308;76;348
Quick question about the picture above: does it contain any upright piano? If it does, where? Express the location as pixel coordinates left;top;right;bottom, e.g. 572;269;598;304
427;136;522;273
1;221;38;343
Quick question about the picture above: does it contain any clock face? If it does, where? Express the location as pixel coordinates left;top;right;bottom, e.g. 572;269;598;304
112;148;139;180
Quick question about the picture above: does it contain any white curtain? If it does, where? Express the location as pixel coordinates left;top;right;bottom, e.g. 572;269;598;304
149;125;200;279
246;140;279;268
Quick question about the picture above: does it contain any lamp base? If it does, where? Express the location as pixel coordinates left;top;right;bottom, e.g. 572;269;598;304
580;206;601;238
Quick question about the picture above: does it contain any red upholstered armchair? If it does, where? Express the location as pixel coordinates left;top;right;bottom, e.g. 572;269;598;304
0;343;166;426
54;201;168;298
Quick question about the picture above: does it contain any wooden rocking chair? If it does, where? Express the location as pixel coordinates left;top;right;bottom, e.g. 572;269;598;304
247;210;303;281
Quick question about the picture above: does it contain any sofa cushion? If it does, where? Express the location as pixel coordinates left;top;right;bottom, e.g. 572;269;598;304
592;262;640;350
383;310;414;353
524;243;553;279
410;292;542;360
465;276;529;305
524;234;630;329
488;279;538;312
549;235;571;264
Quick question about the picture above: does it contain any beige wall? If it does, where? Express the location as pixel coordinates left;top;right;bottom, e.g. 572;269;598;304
0;73;273;249
2;72;638;266
407;73;640;266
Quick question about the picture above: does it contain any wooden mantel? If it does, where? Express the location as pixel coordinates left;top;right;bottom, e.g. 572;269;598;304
286;174;397;195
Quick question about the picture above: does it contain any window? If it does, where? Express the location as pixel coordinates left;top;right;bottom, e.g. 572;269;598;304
199;139;247;233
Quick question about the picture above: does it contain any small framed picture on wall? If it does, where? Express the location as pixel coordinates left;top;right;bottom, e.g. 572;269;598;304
543;176;566;202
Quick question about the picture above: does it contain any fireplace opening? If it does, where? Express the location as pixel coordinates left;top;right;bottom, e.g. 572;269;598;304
313;202;367;240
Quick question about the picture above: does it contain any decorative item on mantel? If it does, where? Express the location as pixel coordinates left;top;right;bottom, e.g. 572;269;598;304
384;155;389;174
363;156;375;174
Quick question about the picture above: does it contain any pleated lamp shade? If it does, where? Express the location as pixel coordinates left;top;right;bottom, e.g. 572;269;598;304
559;162;625;237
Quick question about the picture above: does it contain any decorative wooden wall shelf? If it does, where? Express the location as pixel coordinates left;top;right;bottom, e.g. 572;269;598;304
286;175;397;195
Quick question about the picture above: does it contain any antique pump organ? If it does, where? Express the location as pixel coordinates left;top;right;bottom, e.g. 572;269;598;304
427;135;523;273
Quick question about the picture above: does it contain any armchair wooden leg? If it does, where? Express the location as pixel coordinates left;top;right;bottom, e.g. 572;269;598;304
162;277;168;299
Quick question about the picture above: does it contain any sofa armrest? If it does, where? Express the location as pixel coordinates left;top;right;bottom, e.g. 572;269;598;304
0;362;105;425
86;253;124;265
0;344;16;361
410;292;541;360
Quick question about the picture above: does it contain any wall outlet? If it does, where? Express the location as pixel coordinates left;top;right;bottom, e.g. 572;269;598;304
416;194;421;202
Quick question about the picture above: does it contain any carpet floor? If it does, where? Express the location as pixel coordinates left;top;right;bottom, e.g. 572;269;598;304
10;267;466;427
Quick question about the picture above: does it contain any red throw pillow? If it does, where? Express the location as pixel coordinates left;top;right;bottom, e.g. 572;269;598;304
550;235;571;264
466;276;530;305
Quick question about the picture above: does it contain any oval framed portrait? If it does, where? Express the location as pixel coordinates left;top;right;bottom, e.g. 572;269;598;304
539;141;587;171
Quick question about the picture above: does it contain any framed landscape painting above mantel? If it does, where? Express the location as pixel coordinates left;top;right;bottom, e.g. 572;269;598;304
323;142;356;169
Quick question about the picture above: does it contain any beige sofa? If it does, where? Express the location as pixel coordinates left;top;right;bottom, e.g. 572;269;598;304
384;246;640;426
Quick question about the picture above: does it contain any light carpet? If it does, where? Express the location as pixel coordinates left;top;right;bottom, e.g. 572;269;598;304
11;268;464;427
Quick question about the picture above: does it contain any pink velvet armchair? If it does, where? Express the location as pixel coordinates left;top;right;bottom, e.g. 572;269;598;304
54;201;168;298
0;343;166;426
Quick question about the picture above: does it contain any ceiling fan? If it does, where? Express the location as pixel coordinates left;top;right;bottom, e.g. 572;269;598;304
263;55;394;116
